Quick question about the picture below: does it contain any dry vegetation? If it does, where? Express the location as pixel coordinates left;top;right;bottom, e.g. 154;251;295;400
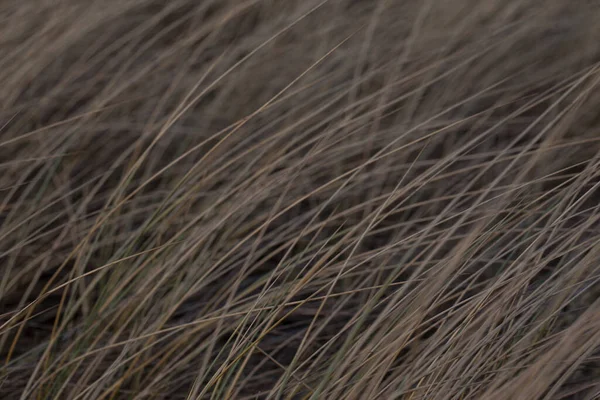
1;0;600;398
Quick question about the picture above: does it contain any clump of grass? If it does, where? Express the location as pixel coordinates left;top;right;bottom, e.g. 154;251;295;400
1;0;600;398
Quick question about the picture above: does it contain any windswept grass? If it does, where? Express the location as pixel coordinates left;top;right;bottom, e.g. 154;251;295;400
1;0;600;398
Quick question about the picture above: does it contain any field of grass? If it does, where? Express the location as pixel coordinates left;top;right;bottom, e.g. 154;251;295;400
1;0;600;398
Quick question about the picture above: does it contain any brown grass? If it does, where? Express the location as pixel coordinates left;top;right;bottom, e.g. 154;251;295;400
1;0;600;398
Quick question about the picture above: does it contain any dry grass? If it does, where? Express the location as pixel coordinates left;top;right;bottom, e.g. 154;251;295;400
1;0;600;398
